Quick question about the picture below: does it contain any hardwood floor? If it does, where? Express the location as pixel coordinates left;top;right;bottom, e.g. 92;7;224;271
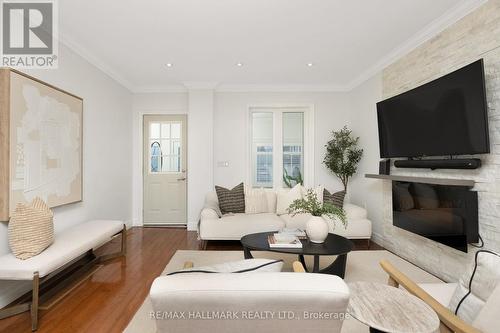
0;227;382;333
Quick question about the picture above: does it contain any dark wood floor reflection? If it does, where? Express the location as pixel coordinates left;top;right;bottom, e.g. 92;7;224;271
0;227;382;333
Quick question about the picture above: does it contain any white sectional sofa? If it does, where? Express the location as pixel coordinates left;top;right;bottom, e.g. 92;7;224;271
199;190;372;243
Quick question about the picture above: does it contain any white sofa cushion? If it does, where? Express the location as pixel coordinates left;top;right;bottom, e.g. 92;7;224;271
419;282;458;307
0;220;124;280
169;259;283;275
265;190;277;213
244;186;268;214
279;213;312;230
448;250;500;324
473;283;500;332
150;272;350;333
328;217;371;239
344;203;368;219
276;184;303;215
200;213;285;240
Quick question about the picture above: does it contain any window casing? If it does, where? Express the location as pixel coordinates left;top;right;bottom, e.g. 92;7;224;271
249;106;313;189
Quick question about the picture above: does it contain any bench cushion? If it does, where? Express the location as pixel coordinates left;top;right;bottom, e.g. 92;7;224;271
0;220;124;280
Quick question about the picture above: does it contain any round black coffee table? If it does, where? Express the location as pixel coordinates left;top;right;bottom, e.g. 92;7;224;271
240;232;354;278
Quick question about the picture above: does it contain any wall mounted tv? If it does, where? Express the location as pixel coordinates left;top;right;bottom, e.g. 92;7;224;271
377;59;489;158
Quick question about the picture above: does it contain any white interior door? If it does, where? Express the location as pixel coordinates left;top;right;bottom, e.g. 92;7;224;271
143;115;187;225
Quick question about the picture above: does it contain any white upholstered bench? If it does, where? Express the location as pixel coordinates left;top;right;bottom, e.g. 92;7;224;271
0;219;126;331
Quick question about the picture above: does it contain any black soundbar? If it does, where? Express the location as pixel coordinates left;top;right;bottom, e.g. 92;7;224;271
394;158;481;170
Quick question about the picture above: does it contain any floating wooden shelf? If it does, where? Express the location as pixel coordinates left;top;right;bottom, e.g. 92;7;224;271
365;174;475;187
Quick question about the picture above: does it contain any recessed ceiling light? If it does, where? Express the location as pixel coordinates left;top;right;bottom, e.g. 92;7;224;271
166;63;173;67
236;62;243;67
307;63;314;67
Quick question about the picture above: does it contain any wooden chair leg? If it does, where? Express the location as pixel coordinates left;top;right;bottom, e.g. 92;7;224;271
31;272;39;331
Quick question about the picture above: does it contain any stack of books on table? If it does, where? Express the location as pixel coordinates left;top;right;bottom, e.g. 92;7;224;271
268;230;304;248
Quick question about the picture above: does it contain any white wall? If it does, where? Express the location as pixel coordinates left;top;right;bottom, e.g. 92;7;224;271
131;92;188;226
187;89;215;227
348;74;384;243
0;43;133;307
214;92;351;190
131;90;352;229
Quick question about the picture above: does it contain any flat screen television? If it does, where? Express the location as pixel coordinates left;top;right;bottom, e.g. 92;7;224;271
377;59;489;158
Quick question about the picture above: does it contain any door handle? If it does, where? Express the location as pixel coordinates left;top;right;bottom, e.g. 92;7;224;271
177;177;186;181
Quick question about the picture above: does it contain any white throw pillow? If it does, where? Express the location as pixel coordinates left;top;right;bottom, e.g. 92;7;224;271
448;250;500;324
244;185;269;214
169;259;284;275
265;191;277;213
276;184;303;215
473;283;500;333
305;185;324;204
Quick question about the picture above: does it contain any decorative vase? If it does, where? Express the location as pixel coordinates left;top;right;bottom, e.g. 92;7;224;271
306;216;329;243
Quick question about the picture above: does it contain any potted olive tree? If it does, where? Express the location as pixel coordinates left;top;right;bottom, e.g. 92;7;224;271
287;189;346;243
323;126;363;192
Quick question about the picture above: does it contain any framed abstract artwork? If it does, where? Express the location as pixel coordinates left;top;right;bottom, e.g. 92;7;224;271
0;68;83;221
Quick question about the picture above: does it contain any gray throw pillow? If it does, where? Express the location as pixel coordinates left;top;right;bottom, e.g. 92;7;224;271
412;183;439;209
323;189;345;208
392;182;414;211
215;182;245;214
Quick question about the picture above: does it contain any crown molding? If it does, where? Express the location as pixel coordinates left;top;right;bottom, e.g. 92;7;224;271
59;32;135;92
215;83;348;93
345;0;488;91
132;83;348;94
132;85;187;94
182;81;219;90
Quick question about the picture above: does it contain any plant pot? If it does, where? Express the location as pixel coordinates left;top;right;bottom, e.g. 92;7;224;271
306;216;329;243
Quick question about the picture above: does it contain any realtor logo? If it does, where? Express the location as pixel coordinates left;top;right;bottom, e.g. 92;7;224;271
1;0;58;68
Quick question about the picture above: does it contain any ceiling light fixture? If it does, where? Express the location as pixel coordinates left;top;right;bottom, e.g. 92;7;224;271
166;63;173;67
307;63;314;67
236;62;243;67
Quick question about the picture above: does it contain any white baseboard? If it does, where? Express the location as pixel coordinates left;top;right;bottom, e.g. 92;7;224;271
187;221;198;231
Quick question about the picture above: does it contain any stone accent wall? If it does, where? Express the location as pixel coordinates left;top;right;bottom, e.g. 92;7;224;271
381;0;500;282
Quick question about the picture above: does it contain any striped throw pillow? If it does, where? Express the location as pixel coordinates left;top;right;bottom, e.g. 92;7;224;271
215;183;245;214
323;189;345;208
8;197;54;260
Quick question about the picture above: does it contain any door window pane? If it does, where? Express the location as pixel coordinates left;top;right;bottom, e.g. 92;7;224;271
171;123;181;139
172;140;181;155
282;112;304;188
150;123;160;139
150;121;182;173
251;112;273;187
161;123;170;138
150;141;162;172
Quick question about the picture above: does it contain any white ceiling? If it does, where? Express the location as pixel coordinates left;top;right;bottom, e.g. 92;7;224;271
59;0;485;92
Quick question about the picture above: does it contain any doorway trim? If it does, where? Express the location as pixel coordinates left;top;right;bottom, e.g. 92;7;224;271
132;109;188;227
143;114;188;226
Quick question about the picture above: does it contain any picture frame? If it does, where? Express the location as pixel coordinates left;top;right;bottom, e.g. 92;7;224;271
0;68;83;221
